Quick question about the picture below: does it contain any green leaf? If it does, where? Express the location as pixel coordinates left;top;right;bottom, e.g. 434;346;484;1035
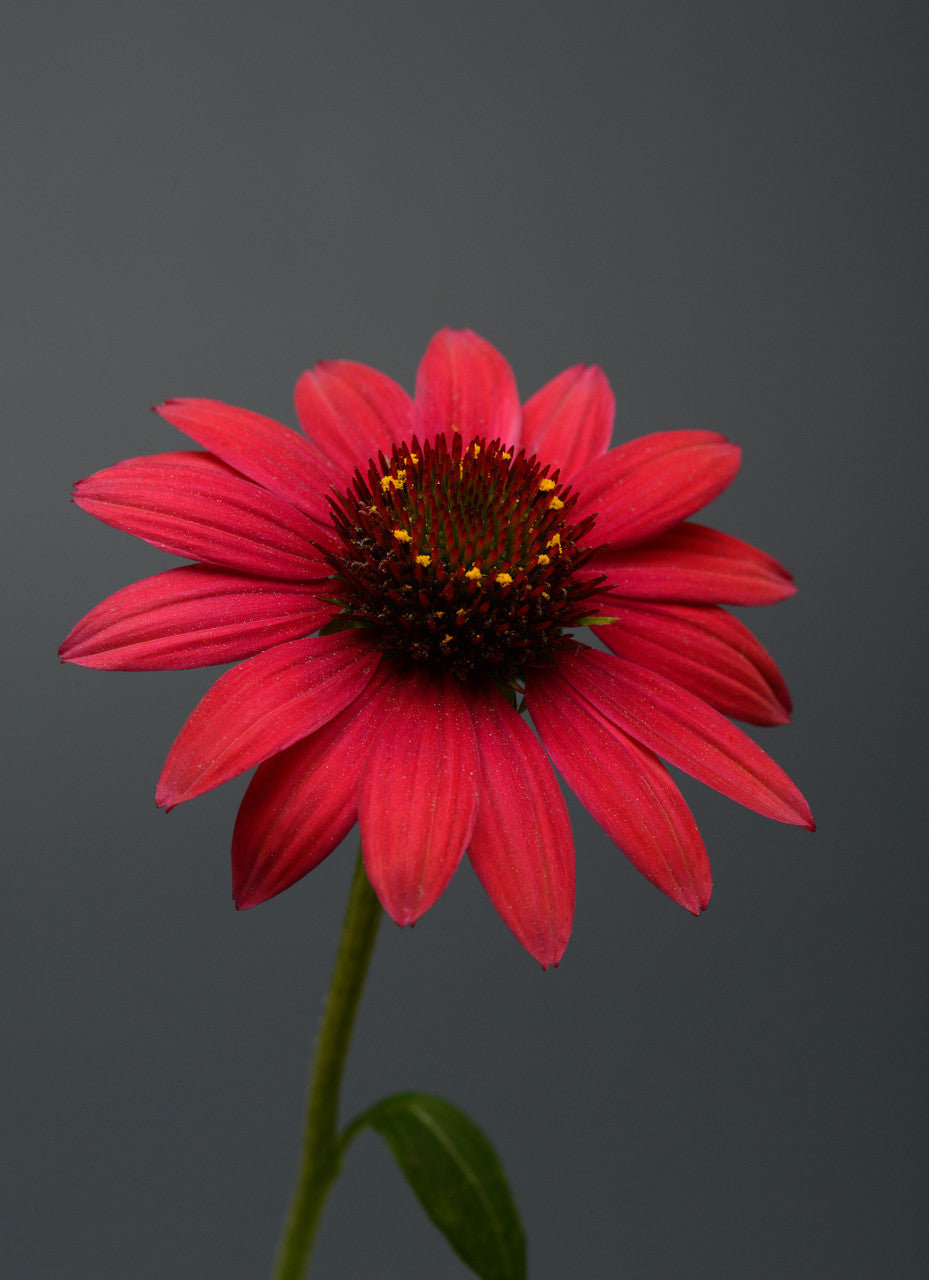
341;1092;526;1280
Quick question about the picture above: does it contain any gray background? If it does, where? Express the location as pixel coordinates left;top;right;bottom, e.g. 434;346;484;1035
5;1;926;1276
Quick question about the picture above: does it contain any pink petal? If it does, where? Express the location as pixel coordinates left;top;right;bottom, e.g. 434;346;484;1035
293;360;415;475
73;452;330;580
526;667;711;913
572;431;741;548
466;682;574;968
593;601;792;726
556;645;814;829
520;365;615;481
59;566;334;671
155;399;336;525
414;329;521;449
233;666;394;908
585;522;796;605
156;631;380;807
359;667;480;926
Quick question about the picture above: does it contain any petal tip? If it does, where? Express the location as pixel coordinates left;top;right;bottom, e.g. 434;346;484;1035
723;442;743;476
676;878;712;916
788;789;815;830
379;892;428;930
786;800;815;831
232;884;262;910
154;780;175;810
529;934;569;969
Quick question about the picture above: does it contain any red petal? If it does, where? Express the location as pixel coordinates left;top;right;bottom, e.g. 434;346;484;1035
414;329;521;448
586;522;796;605
156;631;379;807
294;360;415;475
593;601;792;726
155;399;335;525
359;667;479;926
59;566;334;670
466;683;574;968
73;451;329;580
233;666;394;908
520;365;614;480
573;431;741;547
556;645;814;828
526;667;711;913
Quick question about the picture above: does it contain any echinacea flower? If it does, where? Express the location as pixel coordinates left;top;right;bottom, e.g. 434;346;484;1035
60;329;812;966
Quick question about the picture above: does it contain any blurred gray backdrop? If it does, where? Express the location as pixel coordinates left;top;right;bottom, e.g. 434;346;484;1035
5;1;926;1276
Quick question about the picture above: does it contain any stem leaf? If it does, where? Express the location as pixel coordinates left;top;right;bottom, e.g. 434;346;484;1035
343;1092;526;1280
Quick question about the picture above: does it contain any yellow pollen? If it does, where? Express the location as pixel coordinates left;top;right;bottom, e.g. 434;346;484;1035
546;533;562;551
393;529;412;543
415;554;432;567
406;453;420;465
536;553;551;566
381;470;407;492
465;566;482;580
548;495;565;510
499;450;512;460
495;572;514;586
538;477;557;492
472;443;481;457
443;633;453;644
456;607;467;620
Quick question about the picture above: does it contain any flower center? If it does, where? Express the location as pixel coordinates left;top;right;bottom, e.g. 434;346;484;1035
323;432;601;685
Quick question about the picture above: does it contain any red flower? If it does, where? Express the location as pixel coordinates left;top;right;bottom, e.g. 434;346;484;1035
60;330;812;966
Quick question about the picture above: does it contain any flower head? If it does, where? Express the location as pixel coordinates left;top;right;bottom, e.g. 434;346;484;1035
60;329;813;966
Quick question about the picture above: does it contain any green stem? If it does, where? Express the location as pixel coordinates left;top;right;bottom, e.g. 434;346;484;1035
272;848;382;1280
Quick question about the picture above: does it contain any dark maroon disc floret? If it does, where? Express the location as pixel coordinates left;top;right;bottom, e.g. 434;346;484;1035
322;431;603;685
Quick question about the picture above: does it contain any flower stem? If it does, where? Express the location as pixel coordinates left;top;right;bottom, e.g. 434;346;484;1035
272;849;382;1280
